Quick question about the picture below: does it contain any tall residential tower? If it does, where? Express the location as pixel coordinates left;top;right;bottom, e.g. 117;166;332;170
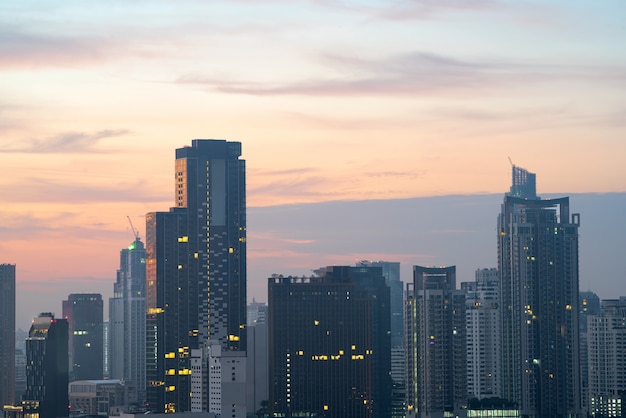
0;264;16;408
406;265;466;418
498;165;581;417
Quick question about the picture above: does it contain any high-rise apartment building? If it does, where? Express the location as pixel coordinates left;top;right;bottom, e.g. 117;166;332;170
0;264;16;408
580;291;601;416
109;237;146;403
462;268;501;400
587;298;626;417
498;165;581;417
406;266;466;418
146;139;246;413
62;294;104;381
24;313;69;418
268;266;392;418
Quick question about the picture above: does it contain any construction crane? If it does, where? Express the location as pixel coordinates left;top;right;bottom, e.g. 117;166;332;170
127;216;140;240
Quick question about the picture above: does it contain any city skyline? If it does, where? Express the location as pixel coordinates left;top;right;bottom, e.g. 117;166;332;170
2;0;625;329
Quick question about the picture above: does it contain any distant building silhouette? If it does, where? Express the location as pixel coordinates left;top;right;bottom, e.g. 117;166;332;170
579;291;601;415
0;264;16;408
268;266;392;417
587;298;626;417
462;268;501;400
24;313;69;418
145;139;247;413
406;265;466;418
62;294;103;381
109;237;146;404
498;165;581;417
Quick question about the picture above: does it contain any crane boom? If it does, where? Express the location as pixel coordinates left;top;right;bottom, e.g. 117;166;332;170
127;216;139;239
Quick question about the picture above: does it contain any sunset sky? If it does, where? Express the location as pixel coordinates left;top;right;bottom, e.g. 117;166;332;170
1;0;625;329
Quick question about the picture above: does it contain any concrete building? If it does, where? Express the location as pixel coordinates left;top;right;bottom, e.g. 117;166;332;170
268;266;392;418
498;165;581;417
207;344;247;418
587;298;626;417
68;379;130;416
62;294;103;381
406;266;466;418
0;264;16;409
580;291;601;415
462;268;501;400
24;313;69;418
246;320;268;417
109;237;146;404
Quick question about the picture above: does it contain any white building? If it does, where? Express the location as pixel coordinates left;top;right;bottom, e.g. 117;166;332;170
462;268;501;400
208;344;247;418
588;298;626;417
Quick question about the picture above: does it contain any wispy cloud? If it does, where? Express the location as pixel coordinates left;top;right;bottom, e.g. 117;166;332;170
180;51;626;97
1;129;129;153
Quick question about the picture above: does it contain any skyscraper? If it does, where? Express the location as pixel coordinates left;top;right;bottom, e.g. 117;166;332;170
24;313;69;418
0;264;16;408
62;294;104;381
146;139;247;413
498;165;581;417
462;268;501;400
587;298;626;417
406;265;466;418
268;266;392;418
356;261;404;347
109;236;146;403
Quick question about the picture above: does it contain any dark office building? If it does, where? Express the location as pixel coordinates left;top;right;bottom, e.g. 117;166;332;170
498;165;581;418
0;264;16;408
145;139;247;413
24;313;69;418
406;265;466;418
268;266;392;418
62;294;103;381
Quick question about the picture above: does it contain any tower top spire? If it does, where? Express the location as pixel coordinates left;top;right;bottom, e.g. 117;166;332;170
507;163;537;199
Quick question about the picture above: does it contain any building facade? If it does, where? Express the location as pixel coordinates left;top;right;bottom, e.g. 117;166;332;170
207;344;247;418
24;313;69;418
580;291;601;415
462;268;501;400
109;237;146;404
498;165;581;417
268;266;392;418
145;139;247;413
62;294;104;381
587;298;626;417
0;264;16;408
406;265;466;418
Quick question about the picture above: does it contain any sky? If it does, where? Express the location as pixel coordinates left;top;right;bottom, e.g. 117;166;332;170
1;0;625;330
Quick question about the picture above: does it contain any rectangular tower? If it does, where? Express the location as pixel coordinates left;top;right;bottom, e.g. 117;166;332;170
498;165;581;417
462;268;501;400
268;266;392;418
145;139;246;413
175;139;247;351
62;294;104;381
24;313;69;418
406;266;466;418
109;237;146;404
587;298;626;417
0;264;16;408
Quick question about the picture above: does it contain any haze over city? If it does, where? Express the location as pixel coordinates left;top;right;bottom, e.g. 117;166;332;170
1;0;625;330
